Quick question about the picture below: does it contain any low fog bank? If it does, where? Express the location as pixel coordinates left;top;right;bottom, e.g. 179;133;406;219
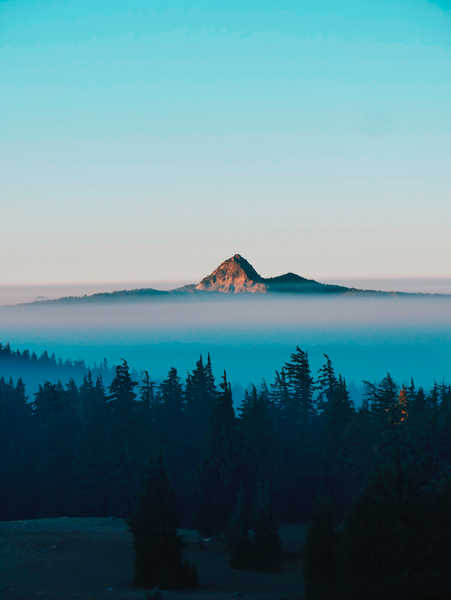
323;276;451;295
0;281;191;306
2;294;451;392
4;293;451;329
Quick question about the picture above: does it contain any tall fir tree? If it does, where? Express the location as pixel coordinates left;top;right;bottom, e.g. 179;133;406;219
128;455;198;589
197;371;239;534
284;347;316;428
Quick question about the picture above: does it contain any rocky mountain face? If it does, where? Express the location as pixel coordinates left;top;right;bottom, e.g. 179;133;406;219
191;254;349;294
194;254;267;293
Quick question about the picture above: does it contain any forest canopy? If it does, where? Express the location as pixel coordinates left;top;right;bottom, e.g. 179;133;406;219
1;343;451;597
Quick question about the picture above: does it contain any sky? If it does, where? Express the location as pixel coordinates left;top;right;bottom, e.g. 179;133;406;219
1;0;451;284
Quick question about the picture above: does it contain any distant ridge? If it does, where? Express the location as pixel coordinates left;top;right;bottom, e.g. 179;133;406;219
12;253;450;306
24;287;170;304
178;254;351;295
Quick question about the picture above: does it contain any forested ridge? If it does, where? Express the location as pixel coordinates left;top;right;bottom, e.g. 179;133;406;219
0;342;113;392
2;344;451;597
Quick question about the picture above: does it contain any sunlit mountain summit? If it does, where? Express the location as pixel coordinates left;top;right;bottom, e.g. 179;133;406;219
179;254;349;295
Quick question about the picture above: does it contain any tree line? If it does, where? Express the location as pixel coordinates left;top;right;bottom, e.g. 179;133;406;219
0;342;112;393
1;346;451;597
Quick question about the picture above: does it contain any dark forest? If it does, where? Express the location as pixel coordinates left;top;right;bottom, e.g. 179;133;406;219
1;342;451;598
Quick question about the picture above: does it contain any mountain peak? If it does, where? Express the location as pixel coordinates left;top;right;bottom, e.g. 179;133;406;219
195;254;266;294
191;253;352;295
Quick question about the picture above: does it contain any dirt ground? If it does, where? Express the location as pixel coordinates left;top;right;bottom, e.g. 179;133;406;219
0;518;305;600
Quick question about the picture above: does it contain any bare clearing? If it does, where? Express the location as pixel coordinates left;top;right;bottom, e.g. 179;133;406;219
0;518;305;600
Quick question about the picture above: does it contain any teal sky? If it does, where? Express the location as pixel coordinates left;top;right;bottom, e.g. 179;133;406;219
1;0;451;284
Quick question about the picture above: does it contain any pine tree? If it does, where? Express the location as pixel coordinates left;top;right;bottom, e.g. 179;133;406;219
0;377;34;518
78;372;110;515
322;374;354;432
33;381;65;420
252;481;282;572
108;360;139;515
79;371;94;426
159;367;184;427
227;488;254;570
139;370;156;412
237;383;282;522
319;370;354;506
32;380;80;515
109;359;138;418
364;373;398;427
270;368;290;427
139;370;159;449
196;371;238;534
398;385;408;423
341;445;451;599
304;498;338;600
128;455;198;589
284;347;315;427
185;355;217;453
317;354;337;407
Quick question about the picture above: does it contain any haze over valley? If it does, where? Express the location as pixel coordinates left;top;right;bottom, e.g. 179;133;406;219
2;255;451;391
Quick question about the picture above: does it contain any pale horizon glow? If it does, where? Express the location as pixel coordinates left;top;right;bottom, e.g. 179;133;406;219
1;0;450;283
